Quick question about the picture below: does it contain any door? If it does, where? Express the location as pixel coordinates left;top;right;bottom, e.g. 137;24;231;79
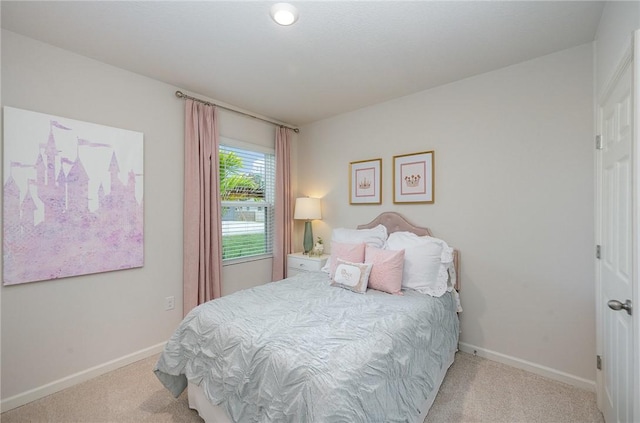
596;36;635;423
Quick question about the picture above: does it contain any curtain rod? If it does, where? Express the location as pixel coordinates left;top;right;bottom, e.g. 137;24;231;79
175;91;299;133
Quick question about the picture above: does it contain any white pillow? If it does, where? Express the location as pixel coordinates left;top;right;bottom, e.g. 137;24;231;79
331;224;388;249
386;232;454;297
421;235;456;294
322;224;389;273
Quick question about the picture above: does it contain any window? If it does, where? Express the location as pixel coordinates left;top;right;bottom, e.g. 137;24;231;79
220;139;275;262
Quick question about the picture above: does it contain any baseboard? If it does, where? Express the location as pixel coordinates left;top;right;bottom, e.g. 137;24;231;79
458;342;596;392
0;342;166;413
1;341;596;413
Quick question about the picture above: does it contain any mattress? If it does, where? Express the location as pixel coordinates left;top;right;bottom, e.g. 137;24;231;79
155;271;459;422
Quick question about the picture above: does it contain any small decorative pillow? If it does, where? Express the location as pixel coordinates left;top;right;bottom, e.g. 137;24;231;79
329;242;366;279
330;259;373;294
365;246;405;295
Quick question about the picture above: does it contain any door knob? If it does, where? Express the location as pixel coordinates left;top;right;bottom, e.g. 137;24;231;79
607;299;632;316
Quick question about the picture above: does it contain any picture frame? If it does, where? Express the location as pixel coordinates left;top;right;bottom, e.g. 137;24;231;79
349;158;381;205
393;151;434;204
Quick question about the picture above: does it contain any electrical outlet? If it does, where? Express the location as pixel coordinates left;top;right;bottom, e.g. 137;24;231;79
165;296;175;311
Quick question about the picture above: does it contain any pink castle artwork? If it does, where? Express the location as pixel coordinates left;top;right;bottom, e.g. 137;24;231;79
3;107;144;285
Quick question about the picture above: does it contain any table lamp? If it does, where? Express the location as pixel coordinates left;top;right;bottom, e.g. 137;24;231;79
294;197;322;254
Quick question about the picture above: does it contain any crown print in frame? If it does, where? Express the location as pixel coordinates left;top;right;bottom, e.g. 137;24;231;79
2;106;144;285
393;151;434;204
349;158;381;205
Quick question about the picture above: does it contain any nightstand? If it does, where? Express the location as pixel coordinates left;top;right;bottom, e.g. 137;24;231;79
287;253;329;277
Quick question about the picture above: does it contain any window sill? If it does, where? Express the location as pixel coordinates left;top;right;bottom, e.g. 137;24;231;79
222;254;273;266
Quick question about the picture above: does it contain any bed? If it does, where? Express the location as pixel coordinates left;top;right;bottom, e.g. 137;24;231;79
154;212;460;423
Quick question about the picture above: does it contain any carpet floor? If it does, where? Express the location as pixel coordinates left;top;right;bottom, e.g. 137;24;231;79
1;351;603;423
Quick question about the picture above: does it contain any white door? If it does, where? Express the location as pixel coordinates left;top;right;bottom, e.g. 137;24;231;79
596;37;635;423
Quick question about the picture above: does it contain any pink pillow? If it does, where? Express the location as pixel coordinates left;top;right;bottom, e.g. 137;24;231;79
330;242;366;279
365;246;405;295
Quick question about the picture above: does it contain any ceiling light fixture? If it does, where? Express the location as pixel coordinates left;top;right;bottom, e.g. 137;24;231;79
270;3;299;26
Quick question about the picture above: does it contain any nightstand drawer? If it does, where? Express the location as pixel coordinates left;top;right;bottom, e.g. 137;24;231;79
288;256;322;272
287;253;329;278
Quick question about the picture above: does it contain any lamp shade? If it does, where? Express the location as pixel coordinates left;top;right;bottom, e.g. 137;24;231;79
294;197;322;220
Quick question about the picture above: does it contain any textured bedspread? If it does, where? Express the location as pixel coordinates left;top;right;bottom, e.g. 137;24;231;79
154;271;459;423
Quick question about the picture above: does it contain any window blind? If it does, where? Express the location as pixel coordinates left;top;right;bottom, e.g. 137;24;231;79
220;143;275;262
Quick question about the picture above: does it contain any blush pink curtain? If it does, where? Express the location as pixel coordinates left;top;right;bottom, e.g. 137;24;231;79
272;127;294;281
183;99;222;316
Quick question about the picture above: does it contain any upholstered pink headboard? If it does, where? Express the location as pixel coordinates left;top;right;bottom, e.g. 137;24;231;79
357;212;460;291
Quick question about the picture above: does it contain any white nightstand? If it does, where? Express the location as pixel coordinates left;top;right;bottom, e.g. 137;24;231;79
287;253;329;277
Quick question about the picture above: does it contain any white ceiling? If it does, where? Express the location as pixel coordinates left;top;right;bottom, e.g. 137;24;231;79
2;1;604;127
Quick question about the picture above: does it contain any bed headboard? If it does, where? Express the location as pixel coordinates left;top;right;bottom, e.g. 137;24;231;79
357;212;460;290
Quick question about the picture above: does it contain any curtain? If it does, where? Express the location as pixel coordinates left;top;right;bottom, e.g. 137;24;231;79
272;127;294;281
183;99;222;316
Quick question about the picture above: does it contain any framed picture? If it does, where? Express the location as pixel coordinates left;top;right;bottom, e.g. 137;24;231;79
393;151;434;204
349;158;381;204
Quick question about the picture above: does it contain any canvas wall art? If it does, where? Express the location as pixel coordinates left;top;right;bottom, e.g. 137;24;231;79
3;107;144;285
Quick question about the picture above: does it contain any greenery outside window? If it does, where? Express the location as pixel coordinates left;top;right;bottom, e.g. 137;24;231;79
220;139;275;262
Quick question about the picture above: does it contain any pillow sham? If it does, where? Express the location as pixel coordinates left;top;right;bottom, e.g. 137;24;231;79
387;231;453;297
331;224;388;249
364;246;404;295
328;242;366;279
422;235;455;293
330;259;373;294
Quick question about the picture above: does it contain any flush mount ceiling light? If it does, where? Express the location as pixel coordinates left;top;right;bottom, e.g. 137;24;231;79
270;3;299;26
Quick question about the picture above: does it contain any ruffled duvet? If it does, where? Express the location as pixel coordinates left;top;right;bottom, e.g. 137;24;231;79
154;271;459;423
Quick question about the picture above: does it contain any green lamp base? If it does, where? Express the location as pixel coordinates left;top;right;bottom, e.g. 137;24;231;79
303;221;313;254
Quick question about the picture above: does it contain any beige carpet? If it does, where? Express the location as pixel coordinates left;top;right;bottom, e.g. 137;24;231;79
1;351;603;423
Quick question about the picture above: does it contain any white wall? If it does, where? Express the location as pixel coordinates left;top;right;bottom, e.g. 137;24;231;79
0;30;276;409
297;44;595;387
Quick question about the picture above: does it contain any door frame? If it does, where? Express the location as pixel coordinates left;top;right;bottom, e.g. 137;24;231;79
633;29;640;423
594;30;639;421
